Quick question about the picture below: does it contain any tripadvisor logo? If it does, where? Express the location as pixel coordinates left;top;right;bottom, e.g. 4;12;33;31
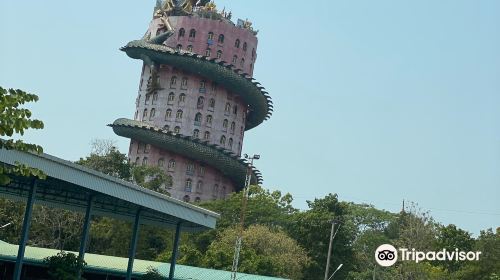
375;244;482;267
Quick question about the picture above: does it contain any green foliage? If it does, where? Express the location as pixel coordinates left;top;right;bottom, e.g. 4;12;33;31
203;225;310;279
435;224;474;272
0;86;45;185
141;267;167;280
132;165;172;195
43;251;86;280
76;140;132;180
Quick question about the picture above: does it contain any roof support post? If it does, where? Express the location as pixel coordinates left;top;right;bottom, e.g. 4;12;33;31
77;195;93;279
169;222;182;280
126;208;142;280
13;179;38;280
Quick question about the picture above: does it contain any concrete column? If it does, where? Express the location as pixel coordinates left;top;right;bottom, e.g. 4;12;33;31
77;195;94;278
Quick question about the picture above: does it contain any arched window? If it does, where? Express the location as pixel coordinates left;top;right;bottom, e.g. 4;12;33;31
232;55;237;64
163;125;169;131
149;108;156;120
195;197;201;203
243;42;247;51
170;76;177;88
145;94;150;105
216;50;222;59
228;138;233;148
208;32;214;40
189;29;196;38
213;184;219;195
197;96;205;109
223;119;228;131
186;163;195;175
168;159;176;169
176;110;183;120
206;114;213;125
204;131;210;140
205;48;211;57
137;142;143;153
225;103;231;113
158;158;165;167
187;45;193;52
240;58;245;67
152;93;158;105
220;135;226;146
183;195;190;202
194;113;202;126
176;44;182;51
142;109;148;120
181;77;188;88
193;129;200;138
230;122;235;134
135;157;140;165
235;39;240;48
196;181;203;193
168;92;175;104
218;34;224;43
199;165;205;176
200;80;206;89
209;98;215;109
179;93;186;102
178;28;185;38
165;109;172;119
174;126;180;134
233;105;238;115
142;157;148;166
185;179;192;192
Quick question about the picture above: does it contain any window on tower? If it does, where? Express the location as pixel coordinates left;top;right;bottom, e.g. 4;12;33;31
197;96;205;109
232;55;237;64
206;114;213;125
178;28;185;38
205;48;211;57
187;45;193;52
185;179;192;192
218;34;224;44
174;126;180;134
165;109;172;119
208;98;215;110
176;110;183;120
176;44;182;51
222;119;228;131
168;159;176;170
149;108;156;120
152;93;158;105
142;109;148;120
179;93;186;103
243;42;247;52
235;39;240;48
216;50;222;59
208;32;214;40
193;129;200;138
194;113;202;126
204;131;210;140
170;76;177;88
220;135;226;146
189;29;196;38
181;77;188;89
168;92;175;104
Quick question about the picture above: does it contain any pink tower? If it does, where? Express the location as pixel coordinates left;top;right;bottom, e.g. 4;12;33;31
111;1;273;202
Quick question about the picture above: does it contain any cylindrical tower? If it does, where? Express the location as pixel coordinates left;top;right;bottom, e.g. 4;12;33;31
110;1;272;202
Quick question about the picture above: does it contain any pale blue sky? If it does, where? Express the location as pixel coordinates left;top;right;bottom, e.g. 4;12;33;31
1;0;499;235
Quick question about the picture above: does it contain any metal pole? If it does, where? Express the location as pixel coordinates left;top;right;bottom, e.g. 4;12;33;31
126;209;142;280
231;156;255;280
169;222;182;280
13;179;38;280
324;220;335;280
77;195;93;279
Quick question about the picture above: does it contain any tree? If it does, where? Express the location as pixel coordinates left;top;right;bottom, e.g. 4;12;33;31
203;225;310;279
43;251;86;280
76;139;132;180
0;87;45;184
435;224;474;272
286;194;356;280
176;185;296;267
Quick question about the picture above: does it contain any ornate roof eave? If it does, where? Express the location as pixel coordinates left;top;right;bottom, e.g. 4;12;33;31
109;118;263;189
120;40;272;131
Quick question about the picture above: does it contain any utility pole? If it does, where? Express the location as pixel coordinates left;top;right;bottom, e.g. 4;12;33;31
231;154;259;280
324;219;336;280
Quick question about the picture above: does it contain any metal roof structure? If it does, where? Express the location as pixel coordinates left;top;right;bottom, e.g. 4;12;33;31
0;148;221;279
0;240;286;280
0;148;219;231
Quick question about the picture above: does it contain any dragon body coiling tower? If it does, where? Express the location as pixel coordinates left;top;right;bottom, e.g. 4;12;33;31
111;0;273;202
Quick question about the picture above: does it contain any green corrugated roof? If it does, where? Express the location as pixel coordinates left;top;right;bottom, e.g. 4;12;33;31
0;240;286;280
